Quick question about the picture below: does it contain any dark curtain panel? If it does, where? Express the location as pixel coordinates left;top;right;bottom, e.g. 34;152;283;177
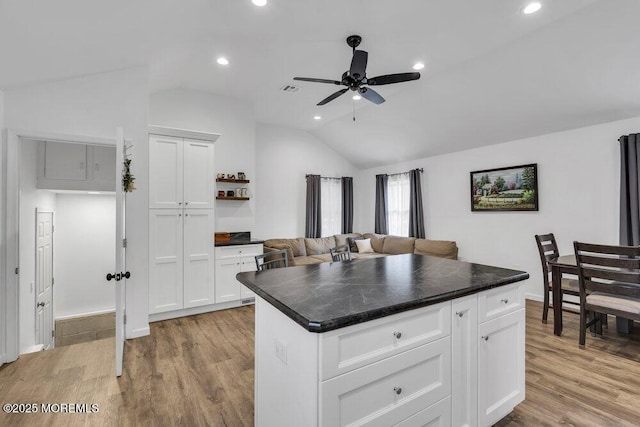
375;174;389;235
408;169;426;238
620;133;640;245
305;174;322;238
341;177;354;234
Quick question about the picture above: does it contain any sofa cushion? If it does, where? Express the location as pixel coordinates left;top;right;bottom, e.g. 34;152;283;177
414;239;458;260
382;235;417;254
355;238;374;253
334;233;363;247
347;236;364;252
263;238;307;264
363;233;386;253
304;237;336;255
310;253;334;263
291;256;325;266
352;252;390;260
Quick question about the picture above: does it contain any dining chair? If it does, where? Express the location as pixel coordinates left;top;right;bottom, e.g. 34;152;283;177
330;244;352;262
535;233;581;323
255;249;289;271
574;241;640;349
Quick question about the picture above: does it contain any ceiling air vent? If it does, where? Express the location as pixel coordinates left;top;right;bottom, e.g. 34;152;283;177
280;84;300;93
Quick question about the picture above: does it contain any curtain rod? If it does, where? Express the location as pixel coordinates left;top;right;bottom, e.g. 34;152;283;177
378;168;423;177
305;174;352;180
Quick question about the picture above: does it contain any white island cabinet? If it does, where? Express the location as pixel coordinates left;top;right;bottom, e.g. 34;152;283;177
254;281;525;427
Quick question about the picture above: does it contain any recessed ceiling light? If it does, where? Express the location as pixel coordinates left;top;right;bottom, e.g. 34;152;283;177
413;62;425;70
252;0;267;6
216;57;229;65
352;94;362;100
523;2;542;14
314;115;322;120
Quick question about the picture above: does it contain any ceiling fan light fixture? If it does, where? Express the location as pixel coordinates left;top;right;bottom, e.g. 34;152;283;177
313;115;322;120
252;0;267;6
412;62;425;70
352;94;362;100
523;2;542;14
216;57;229;65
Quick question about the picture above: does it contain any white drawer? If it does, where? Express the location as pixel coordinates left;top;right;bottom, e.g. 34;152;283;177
320;302;451;380
215;244;263;260
477;283;523;323
320;337;451;427
394;396;451;427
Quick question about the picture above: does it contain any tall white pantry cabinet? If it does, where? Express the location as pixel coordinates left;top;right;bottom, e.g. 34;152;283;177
148;133;216;315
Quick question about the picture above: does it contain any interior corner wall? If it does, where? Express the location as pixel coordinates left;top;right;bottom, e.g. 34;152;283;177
3;67;150;338
355;116;640;300
0;90;6;363
18;139;56;353
149;89;256;234
54;194;115;319
255;123;358;239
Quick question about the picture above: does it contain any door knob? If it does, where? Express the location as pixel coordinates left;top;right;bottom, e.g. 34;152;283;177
37;302;45;307
107;271;131;281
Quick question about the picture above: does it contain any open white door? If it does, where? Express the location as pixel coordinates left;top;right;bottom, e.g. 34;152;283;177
114;127;127;377
35;211;54;350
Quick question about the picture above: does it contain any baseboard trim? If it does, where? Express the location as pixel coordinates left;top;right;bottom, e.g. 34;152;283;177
21;344;44;355
525;293;543;302
148;299;253;323
127;326;150;339
55;308;115;321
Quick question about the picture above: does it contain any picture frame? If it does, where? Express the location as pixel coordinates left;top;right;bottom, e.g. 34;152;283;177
470;163;538;212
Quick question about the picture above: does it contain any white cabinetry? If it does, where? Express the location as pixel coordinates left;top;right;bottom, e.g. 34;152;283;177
148;132;216;317
149;134;215;209
37;141;116;191
254;282;525;427
149;209;215;314
215;244;262;303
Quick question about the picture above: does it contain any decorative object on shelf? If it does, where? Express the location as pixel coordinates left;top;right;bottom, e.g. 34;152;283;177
240;188;248;197
215;232;231;244
218;190;225;197
236;187;242;196
238;172;246;180
122;158;136;192
227;190;235;197
227;174;236;179
217;173;225;179
470;163;538;212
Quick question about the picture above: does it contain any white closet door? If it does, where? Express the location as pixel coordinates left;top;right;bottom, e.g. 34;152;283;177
149;210;184;313
183;209;215;308
149;135;183;208
182;139;214;209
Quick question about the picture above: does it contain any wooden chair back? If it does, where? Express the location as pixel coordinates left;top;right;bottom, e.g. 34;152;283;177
255;249;289;271
574;242;640;299
330;244;352;262
535;233;560;280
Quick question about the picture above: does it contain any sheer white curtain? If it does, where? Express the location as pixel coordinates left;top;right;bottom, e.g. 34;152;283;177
321;178;342;237
387;173;410;236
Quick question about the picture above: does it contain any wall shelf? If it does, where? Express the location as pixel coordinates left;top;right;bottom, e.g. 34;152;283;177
216;178;250;184
217;196;250;201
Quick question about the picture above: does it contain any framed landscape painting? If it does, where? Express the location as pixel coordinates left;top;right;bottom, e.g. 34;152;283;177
470;163;538;211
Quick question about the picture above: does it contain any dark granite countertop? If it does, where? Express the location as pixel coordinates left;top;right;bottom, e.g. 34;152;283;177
215;238;265;247
237;254;528;333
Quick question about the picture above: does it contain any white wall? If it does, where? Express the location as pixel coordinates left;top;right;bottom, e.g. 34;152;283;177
255;123;358;238
54;193;115;319
4;67;150;338
355;116;640;300
150;89;256;233
0;90;4;363
18;139;56;353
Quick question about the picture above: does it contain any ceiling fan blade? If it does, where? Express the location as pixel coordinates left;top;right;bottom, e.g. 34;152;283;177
349;50;368;80
359;87;385;105
317;88;348;106
294;77;342;85
367;72;420;86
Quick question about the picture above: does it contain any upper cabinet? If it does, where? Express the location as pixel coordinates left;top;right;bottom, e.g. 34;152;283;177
149;134;215;209
37;141;116;191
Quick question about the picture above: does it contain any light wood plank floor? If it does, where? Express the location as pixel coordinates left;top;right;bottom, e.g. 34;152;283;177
1;301;639;426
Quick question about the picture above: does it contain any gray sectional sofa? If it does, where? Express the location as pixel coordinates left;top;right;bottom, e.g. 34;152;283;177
263;233;458;266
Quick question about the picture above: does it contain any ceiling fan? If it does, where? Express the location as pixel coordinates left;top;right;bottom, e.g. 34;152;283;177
294;35;420;106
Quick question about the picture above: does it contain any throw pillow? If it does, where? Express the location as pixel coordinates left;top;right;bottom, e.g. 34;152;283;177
355;238;374;254
347;236;364;252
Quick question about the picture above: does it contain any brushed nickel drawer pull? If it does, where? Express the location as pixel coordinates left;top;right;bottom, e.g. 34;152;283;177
393;387;402;395
501;298;509;304
393;331;402;339
456;311;464;317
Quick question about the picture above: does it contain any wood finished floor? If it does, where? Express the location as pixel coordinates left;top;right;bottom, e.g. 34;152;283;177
1;301;639;426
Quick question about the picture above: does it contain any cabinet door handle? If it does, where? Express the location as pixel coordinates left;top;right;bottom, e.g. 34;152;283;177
393;387;402;395
185;213;189;217
501;298;509;304
393;331;402;339
178;202;182;205
482;335;489;341
80;161;85;171
455;311;464;318
178;213;182;217
185;201;189;205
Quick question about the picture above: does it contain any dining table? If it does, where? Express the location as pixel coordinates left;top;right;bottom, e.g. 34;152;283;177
548;254;634;336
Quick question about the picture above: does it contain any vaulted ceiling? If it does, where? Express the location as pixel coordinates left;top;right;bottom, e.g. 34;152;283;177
1;0;639;168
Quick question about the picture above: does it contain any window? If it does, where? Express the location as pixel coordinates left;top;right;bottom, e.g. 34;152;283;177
321;178;342;237
387;173;410;236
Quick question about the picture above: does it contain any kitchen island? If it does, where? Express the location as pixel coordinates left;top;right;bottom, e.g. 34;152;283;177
238;254;529;427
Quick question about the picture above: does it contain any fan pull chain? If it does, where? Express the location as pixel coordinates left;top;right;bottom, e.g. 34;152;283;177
353;100;356;122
